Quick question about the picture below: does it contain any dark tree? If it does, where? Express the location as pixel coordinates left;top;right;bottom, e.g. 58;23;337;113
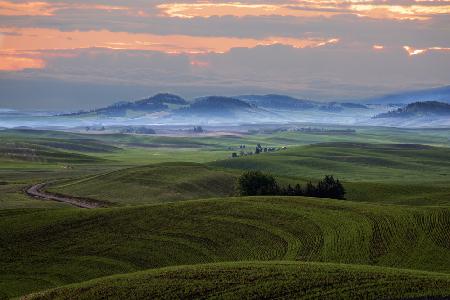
286;184;294;196
255;144;263;154
316;175;346;199
305;181;317;197
236;172;345;200
237;171;279;196
294;184;303;196
193;126;204;133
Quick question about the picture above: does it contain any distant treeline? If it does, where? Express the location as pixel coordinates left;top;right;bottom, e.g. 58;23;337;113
237;171;346;200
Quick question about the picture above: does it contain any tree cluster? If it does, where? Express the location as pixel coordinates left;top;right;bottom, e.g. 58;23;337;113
193;126;204;133
236;171;345;200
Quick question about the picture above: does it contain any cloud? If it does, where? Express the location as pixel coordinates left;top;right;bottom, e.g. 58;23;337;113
0;1;54;16
157;1;450;20
0;52;45;71
0;1;130;16
0;27;339;54
1;9;448;49
404;45;450;56
0;0;449;108
1;43;449;109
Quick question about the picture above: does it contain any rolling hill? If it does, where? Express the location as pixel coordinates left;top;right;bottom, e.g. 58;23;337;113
47;92;387;126
236;94;316;110
42;142;450;206
1;197;449;298
0;140;112;164
375;101;450;118
23;261;450;300
1;129;450;299
366;85;450;105
66;93;188;117
48;163;237;205
210;142;450;205
178;96;256;117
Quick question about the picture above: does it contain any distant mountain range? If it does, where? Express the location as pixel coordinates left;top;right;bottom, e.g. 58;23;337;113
67;93;373;119
235;94;316;110
3;85;449;128
365;85;450;105
180;96;255;117
65;85;450;119
375;101;450;118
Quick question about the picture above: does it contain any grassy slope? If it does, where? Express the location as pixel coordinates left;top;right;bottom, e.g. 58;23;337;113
211;142;450;205
1;128;449;298
49;142;450;206
1;197;449;298
23;261;450;300
48;163;237;205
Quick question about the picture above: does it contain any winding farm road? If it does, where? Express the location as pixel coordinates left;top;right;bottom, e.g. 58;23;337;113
26;183;109;208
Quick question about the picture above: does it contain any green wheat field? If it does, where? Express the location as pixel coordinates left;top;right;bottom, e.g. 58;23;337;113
1;127;449;299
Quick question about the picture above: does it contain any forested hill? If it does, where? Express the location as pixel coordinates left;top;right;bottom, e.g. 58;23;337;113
375;101;450;118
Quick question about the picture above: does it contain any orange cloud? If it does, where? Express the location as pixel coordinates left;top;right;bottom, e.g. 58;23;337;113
0;27;338;54
0;1;129;16
0;51;45;71
0;1;54;16
350;3;450;20
404;46;426;56
157;2;339;19
190;60;209;68
403;45;450;56
157;1;450;20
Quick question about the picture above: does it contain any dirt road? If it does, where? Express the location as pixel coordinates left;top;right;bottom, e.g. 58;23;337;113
26;183;109;208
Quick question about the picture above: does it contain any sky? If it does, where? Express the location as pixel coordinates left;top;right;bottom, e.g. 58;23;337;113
0;0;449;109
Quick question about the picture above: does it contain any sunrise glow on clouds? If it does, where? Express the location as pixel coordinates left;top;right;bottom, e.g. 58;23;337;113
157;1;450;20
1;0;449;71
0;27;339;54
0;0;449;105
0;27;341;70
0;1;129;16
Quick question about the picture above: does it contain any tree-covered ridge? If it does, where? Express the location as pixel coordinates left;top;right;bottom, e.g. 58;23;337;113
62;93;188;117
376;101;450;118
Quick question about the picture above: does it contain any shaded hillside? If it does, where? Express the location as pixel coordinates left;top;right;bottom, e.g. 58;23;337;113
2;197;449;297
24;262;450;300
366;86;450;105
65;93;188;117
375;101;450;118
178;96;255;117
236;95;368;111
210;142;450;205
0;137;116;163
236;94;315;110
48;162;237;204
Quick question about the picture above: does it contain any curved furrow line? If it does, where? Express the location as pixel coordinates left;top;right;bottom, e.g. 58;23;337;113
209;216;301;260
